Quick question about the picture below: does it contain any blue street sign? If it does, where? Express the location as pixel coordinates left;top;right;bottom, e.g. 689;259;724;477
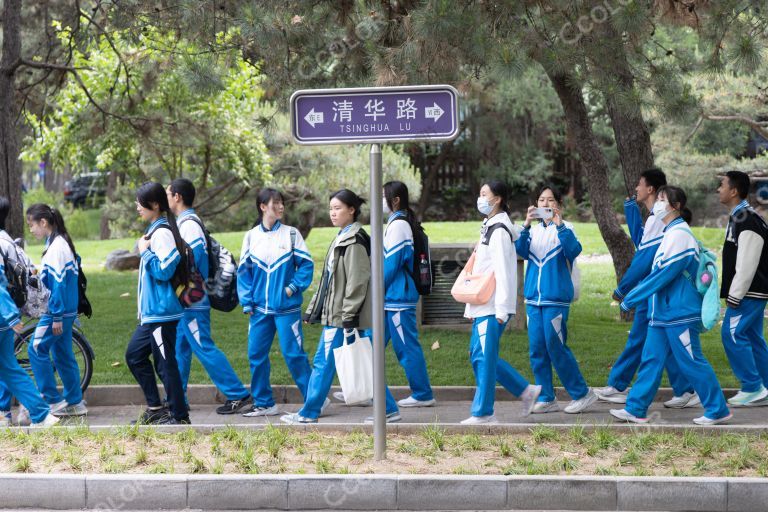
290;85;460;145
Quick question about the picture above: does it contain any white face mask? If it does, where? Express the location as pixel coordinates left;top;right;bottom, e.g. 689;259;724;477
652;200;669;219
477;197;493;216
382;198;391;215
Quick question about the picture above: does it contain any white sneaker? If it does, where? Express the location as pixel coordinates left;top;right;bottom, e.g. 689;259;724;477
332;391;372;406
520;385;542;417
49;400;70;416
280;413;317;424
31;413;60;428
460;414;498;425
532;400;559;414
594;386;628;404
610;408;648;424
728;386;768;407
59;400;88;417
693;413;733;425
664;392;701;409
320;398;331;415
397;395;436;408
242;405;280;417
364;411;402;423
16;405;30;426
564;389;599;414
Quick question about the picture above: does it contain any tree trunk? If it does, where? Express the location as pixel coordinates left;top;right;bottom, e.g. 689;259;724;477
0;0;24;238
546;70;635;281
600;27;655;197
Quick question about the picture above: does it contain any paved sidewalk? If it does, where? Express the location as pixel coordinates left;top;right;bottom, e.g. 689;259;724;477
53;393;768;432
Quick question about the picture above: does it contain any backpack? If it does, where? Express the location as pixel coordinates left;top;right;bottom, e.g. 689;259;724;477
179;216;238;312
149;224;205;307
676;227;720;332
1;245;27;308
75;254;93;318
394;217;433;295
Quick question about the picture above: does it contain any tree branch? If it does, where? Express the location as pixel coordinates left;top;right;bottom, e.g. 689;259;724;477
703;114;768;140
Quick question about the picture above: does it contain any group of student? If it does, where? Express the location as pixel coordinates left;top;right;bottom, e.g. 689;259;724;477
0;168;765;427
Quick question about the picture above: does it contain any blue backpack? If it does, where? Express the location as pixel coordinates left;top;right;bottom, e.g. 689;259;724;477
677;227;720;331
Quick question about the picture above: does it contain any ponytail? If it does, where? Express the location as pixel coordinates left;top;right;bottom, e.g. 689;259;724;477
26;203;77;257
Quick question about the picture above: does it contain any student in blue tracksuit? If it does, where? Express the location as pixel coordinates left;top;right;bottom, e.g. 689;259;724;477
595;169;696;408
237;188;314;417
0;198;58;428
25;204;86;418
282;189;389;424
516;185;597;414
166;179;251;415
367;181;434;409
461;181;542;425
126;182;189;425
611;186;732;425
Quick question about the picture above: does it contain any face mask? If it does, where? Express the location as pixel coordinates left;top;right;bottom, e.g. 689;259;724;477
382;198;391;215
477;197;493;216
652;200;669;219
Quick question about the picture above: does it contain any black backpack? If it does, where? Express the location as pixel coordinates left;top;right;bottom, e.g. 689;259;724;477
75;255;92;318
179;216;239;312
1;245;28;308
395;217;433;295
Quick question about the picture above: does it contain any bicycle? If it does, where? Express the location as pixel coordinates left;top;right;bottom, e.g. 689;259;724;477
13;316;96;393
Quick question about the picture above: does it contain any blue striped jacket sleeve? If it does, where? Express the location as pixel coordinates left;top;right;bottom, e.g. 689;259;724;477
289;230;314;294
621;252;695;311
237;231;255;312
141;229;180;282
625;199;643;249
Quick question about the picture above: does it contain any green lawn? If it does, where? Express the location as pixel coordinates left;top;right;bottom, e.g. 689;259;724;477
44;221;746;389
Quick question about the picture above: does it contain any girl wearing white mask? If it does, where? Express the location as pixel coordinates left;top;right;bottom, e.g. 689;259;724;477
461;180;541;425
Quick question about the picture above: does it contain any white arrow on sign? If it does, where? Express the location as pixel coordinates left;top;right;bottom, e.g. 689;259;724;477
304;108;324;127
424;103;444;121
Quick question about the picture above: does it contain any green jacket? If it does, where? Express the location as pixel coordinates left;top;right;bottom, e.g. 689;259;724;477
304;222;372;329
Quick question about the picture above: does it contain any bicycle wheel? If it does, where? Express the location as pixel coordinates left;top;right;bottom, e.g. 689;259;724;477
14;325;94;393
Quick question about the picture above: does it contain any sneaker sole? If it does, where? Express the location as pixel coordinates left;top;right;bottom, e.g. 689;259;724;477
595;394;628;404
398;401;436;408
609;410;648;424
243;410;281;417
694;413;733;425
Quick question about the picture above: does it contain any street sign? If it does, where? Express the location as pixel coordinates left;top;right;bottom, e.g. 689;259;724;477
290;85;460;145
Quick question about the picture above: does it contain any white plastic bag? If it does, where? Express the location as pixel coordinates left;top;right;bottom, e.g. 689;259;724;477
333;329;373;406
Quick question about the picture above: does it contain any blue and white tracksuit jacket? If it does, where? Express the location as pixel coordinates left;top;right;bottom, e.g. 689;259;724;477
466;213;531;417
621;217;729;420
238;221;314;408
174;209;248;401
40;235;79;323
516;221;589;402
237;221;314;316
608;199;691;394
381;212;433;408
0;253;49;422
138;217;184;325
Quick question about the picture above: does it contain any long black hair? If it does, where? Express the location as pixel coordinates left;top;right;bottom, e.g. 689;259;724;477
0;197;10;231
253;188;284;228
483;180;511;214
136;182;189;282
330;189;366;222
383;181;417;221
26;203;77;257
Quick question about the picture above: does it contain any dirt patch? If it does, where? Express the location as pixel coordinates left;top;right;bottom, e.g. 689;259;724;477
1;425;767;477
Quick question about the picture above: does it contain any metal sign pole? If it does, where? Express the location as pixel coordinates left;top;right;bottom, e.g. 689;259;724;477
369;143;386;460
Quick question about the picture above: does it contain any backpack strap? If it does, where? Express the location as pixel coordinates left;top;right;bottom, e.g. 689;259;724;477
290;228;297;252
482;223;514;246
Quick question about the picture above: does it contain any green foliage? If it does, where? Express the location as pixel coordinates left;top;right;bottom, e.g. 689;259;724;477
21;24;271;230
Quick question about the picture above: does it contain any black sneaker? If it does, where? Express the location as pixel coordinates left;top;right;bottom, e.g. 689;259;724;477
131;408;170;425
216;395;253;415
158;415;191;425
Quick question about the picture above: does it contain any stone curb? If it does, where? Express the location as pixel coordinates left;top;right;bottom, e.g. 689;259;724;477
83;384;741;406
0;474;765;511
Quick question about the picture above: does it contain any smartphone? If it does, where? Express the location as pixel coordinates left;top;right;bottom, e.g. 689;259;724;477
532;207;553;220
